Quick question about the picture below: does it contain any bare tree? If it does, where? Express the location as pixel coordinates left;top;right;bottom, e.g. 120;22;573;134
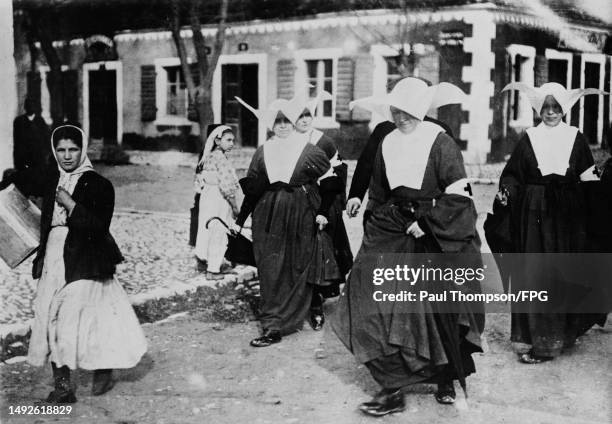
22;9;66;127
168;0;229;151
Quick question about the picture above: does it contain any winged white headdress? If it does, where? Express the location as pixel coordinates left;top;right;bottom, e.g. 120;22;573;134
349;77;467;121
235;97;303;130
301;90;333;116
502;82;608;115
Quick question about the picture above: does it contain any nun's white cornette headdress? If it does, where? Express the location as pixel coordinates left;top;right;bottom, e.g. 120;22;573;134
235;96;303;130
502;82;608;115
349;77;467;121
300;90;333;116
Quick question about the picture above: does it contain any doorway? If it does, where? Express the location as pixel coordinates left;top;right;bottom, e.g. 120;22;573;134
583;62;600;145
221;64;258;147
88;67;117;142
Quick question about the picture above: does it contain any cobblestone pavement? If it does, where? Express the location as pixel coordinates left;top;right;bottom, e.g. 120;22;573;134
0;163;499;328
0;212;206;326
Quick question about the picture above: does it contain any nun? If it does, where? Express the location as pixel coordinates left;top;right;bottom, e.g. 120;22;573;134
234;97;331;347
0;125;147;403
331;78;484;416
496;82;609;363
294;91;353;330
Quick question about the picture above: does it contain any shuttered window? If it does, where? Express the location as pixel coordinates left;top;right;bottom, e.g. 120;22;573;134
335;57;354;122
277;59;295;99
140;65;156;121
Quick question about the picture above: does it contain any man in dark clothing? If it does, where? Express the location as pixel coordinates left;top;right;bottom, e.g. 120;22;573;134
346;117;455;226
10;98;51;196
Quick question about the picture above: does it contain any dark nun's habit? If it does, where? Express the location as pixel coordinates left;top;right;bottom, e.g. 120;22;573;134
304;127;353;293
496;82;609;359
331;113;484;389
235;97;331;335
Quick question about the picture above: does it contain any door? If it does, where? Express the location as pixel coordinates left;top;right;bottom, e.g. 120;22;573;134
89;67;117;143
547;59;568;85
583;62;600;145
221;64;258;147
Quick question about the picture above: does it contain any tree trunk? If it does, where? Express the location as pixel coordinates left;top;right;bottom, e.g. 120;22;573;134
188;0;228;150
30;11;64;128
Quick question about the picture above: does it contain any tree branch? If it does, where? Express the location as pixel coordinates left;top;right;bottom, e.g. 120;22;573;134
168;0;197;102
206;0;228;88
188;0;208;85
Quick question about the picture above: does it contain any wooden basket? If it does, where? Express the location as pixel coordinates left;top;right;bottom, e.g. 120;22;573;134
0;184;41;269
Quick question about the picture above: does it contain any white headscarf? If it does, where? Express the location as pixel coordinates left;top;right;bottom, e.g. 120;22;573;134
502;82;608;115
350;77;466;121
198;124;233;167
50;124;93;225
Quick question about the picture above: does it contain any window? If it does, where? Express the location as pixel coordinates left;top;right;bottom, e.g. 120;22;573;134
506;45;535;127
305;59;333;118
154;58;194;126
165;66;188;117
385;57;404;92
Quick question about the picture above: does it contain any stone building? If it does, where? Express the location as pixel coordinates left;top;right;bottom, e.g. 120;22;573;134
11;0;612;164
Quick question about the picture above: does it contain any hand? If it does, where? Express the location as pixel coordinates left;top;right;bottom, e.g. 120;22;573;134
316;215;329;230
495;189;508;207
0;169;17;191
229;221;242;234
406;221;425;238
2;168;16;180
55;187;76;213
346;197;361;217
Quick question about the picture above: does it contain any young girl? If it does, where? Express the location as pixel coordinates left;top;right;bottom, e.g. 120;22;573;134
498;82;608;363
193;125;240;280
1;124;147;403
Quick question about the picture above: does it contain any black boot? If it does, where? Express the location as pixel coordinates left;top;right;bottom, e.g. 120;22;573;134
47;363;77;403
359;388;405;416
309;292;325;331
92;369;115;396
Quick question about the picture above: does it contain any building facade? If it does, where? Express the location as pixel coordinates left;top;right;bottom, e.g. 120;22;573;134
13;3;612;164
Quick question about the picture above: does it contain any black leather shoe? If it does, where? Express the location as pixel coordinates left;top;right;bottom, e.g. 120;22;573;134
92;369;115;396
309;309;325;331
435;380;456;404
359;388;405;416
250;330;282;347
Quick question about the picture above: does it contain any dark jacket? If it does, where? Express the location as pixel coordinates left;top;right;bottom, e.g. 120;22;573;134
13;114;51;171
28;169;124;283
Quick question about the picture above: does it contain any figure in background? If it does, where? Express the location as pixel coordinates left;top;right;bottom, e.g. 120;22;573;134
193;124;240;279
497;82;609;363
10;97;50;197
332;78;484;416
0;125;147;403
234;96;331;347
294;91;353;331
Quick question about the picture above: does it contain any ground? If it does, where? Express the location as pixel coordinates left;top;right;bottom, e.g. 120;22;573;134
1;163;610;424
